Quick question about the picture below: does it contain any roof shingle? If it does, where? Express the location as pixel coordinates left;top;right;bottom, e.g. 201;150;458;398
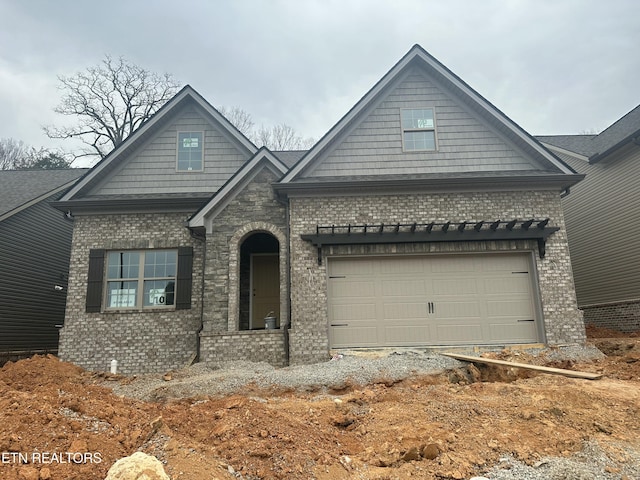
538;104;640;161
0;169;88;218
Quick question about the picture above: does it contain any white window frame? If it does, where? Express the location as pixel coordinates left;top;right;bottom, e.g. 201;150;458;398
105;250;177;310
176;131;204;172
401;108;438;152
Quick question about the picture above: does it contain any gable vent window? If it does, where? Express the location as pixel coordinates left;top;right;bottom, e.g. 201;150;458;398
401;108;437;152
177;131;203;171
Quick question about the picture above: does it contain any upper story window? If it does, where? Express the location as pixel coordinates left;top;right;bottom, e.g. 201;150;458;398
401;108;437;152
106;250;177;309
177;131;203;171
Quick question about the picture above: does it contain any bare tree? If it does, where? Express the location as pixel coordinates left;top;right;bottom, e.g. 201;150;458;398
578;128;600;135
218;106;314;150
0;138;71;170
217;106;255;137
0;138;29;170
254;123;315;150
44;55;180;162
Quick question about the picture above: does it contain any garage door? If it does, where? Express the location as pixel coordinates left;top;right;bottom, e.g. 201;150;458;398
328;253;539;348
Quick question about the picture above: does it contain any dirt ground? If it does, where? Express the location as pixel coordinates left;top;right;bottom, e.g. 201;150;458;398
1;326;639;480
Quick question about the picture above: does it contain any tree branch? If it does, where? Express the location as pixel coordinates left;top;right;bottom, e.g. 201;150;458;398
44;55;179;163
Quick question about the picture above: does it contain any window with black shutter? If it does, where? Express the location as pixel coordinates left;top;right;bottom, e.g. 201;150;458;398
86;249;105;312
85;247;193;311
176;246;193;310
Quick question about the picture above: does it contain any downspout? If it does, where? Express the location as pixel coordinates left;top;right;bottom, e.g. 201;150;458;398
560;187;570;199
189;226;207;363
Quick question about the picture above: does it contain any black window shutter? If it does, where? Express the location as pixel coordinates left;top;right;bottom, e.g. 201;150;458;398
175;246;193;310
86;249;105;313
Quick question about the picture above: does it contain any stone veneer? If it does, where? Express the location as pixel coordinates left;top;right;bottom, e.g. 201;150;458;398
198;167;289;364
582;300;640;332
287;190;586;365
59;212;204;374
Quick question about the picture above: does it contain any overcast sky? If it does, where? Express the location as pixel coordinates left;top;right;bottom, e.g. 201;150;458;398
1;0;638;166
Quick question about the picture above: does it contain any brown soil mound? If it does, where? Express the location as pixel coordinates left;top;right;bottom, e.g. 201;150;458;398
1;338;639;480
586;324;640;338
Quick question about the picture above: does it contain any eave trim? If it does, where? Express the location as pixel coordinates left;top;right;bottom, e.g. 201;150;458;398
51;196;209;215
275;173;585;196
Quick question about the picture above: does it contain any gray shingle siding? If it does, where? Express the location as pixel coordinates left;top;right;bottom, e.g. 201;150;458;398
93;104;250;196
308;69;539;178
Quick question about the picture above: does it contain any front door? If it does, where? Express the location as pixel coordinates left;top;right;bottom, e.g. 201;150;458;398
250;254;280;329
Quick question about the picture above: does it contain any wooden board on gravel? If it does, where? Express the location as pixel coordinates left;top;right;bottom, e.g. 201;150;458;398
442;352;603;380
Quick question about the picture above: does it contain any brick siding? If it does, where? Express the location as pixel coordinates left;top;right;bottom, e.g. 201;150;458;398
582;300;640;332
200;330;287;367
188;167;290;365
287;190;586;365
199;168;288;332
61;184;586;373
59;212;204;374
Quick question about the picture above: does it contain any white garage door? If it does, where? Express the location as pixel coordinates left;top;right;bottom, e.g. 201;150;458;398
328;253;539;348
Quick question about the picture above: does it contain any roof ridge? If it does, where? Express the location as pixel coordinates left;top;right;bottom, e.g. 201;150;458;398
595;104;640;138
588;103;640;161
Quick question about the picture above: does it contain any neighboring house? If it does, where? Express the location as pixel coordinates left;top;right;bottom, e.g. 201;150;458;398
0;168;88;360
538;105;640;332
53;45;586;374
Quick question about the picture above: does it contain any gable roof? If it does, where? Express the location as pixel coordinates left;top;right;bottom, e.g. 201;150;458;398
539;104;640;163
58;85;258;202
280;44;577;186
188;147;288;230
0;169;88;221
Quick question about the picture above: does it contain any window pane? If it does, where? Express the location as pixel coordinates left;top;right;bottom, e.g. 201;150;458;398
144;251;158;277
144;280;175;306
107;252;139;279
107;281;138;308
177;132;203;171
402;109;434;130
105;249;178;310
165;252;177;277
144;251;177;278
404;131;436;151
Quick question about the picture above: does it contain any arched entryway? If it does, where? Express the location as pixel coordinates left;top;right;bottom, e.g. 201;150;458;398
239;232;280;330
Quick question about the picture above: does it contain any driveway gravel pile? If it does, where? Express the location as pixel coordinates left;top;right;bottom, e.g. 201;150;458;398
110;344;605;402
